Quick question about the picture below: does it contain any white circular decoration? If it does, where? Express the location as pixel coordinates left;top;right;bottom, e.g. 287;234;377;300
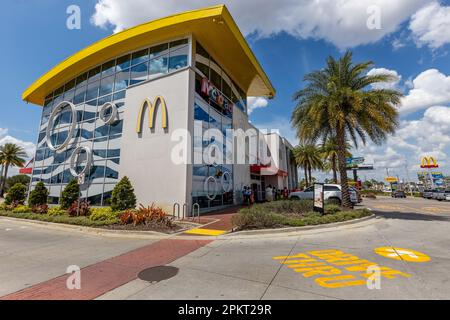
69;146;93;178
221;171;232;192
46;101;77;152
99;102;118;125
204;176;218;201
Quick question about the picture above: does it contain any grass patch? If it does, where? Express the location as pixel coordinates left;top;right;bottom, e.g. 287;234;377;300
0;210;117;227
232;200;371;231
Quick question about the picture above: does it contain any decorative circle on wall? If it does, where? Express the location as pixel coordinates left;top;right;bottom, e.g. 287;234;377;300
221;171;232;192
99;102;118;125
69;146;93;178
46;101;77;152
204;176;218;201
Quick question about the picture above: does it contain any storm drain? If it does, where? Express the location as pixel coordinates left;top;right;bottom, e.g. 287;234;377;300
138;266;179;283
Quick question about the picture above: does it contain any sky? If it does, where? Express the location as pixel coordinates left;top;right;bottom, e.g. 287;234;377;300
1;0;450;182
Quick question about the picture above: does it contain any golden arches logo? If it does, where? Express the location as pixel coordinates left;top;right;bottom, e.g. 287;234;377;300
420;156;438;168
136;96;168;134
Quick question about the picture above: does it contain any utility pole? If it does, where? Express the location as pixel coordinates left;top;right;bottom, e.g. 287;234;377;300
405;161;413;196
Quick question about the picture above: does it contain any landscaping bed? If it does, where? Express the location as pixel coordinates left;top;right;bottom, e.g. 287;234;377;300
232;200;371;231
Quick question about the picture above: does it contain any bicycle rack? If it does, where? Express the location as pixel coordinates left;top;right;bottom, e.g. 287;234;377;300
173;203;188;220
192;203;200;222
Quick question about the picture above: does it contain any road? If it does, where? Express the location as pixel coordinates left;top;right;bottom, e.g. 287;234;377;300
1;196;449;300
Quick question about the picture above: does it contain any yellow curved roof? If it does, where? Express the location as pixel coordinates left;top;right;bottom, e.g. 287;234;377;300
22;5;275;106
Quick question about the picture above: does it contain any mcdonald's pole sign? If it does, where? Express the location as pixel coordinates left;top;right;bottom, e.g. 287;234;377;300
420;156;438;169
136;96;169;134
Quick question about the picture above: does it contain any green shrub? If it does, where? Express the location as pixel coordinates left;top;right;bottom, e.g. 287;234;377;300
0;203;8;211
325;204;342;215
12;205;31;213
5;183;27;205
29;182;48;207
90;207;118;222
5;175;30;191
232;206;287;230
48;206;66;216
60;180;80;209
110;177;137;211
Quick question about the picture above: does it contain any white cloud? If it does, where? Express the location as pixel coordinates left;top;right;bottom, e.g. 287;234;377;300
247;97;268;115
91;0;429;49
367;68;402;90
0;135;35;161
0;128;8;138
400;69;450;114
410;1;450;49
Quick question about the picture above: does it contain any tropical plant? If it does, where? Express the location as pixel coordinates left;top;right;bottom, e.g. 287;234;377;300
119;204;172;227
110;176;137;211
32;204;49;214
320;137;352;183
5;183;27;205
293;144;323;187
89;207;118;222
5;175;31;191
47;206;66;216
68;200;91;217
12;205;31;214
292;51;402;208
60;180;80;209
0;143;27;197
29;182;48;207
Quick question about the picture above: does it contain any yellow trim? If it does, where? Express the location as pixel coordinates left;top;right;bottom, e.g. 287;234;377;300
136;96;168;133
23;5;275;106
184;228;227;236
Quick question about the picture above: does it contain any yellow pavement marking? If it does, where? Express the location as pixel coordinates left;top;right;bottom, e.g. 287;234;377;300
273;249;410;289
373;205;404;211
184;228;227;236
374;247;430;262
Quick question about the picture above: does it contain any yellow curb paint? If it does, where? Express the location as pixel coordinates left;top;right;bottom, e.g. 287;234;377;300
184;228;227;236
374;247;430;262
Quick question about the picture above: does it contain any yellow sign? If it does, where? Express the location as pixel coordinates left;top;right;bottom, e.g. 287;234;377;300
273;249;410;289
136;96;168;133
420;156;438;168
385;177;398;183
374;247;430;262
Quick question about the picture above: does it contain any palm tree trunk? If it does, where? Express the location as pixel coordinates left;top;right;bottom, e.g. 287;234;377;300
0;164;8;197
332;155;338;183
336;128;352;209
304;167;308;188
308;165;312;187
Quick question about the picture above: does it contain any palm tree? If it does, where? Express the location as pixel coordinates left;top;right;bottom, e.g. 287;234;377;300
292;51;402;209
320;136;352;183
0;143;27;197
293;144;323;187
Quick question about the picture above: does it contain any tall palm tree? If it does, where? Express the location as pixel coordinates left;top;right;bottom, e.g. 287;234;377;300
320;136;352;183
293;144;323;187
292;51;402;209
0;143;27;197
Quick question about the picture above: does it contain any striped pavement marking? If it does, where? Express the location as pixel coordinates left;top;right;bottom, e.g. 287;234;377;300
184;228;227;236
1;239;212;300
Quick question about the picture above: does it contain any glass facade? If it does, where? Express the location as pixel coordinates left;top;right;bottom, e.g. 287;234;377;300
31;38;190;206
192;41;247;209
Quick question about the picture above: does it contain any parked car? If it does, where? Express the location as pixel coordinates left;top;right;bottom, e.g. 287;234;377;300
349;187;363;203
392;190;406;198
289;184;358;205
436;190;450;201
431;189;442;199
423;189;435;199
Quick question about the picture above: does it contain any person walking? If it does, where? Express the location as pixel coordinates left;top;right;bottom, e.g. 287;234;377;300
266;185;273;202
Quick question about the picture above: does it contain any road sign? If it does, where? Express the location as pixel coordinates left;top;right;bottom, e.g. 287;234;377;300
385;177;398;183
374;247;430;262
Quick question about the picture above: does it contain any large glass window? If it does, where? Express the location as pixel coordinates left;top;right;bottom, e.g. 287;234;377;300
33;37;190;206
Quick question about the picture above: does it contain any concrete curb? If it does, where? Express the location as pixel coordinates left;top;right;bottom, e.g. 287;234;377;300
0;216;198;240
224;214;377;237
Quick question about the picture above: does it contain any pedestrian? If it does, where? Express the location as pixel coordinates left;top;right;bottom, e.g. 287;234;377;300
283;187;289;199
266;185;273;202
242;186;248;205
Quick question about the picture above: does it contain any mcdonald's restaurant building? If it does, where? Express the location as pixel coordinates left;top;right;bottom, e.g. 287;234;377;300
23;5;298;213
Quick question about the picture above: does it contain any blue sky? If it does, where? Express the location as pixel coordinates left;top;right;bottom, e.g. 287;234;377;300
1;0;450;181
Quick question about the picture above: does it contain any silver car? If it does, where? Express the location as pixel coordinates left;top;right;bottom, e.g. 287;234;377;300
436;190;450;201
289;184;358;205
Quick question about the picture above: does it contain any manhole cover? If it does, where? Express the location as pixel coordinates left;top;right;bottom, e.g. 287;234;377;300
138;266;179;283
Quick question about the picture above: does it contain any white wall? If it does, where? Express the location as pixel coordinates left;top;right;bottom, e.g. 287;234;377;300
119;70;191;211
